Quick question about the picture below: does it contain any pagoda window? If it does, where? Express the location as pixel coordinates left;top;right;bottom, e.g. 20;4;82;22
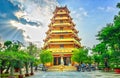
60;10;63;12
60;35;64;39
60;27;63;30
60;20;63;23
60;15;63;17
60;44;64;48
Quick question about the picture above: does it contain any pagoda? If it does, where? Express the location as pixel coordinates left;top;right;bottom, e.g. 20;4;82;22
43;6;81;66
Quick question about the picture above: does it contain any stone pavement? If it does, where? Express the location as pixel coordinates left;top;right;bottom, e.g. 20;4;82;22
27;71;120;78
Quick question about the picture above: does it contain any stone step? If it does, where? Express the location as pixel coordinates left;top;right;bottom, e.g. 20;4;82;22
48;65;77;71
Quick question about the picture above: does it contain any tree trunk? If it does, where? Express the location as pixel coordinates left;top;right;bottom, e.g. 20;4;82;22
42;64;46;71
8;63;15;78
5;64;10;73
18;61;24;78
0;60;5;74
0;67;3;74
30;62;34;75
35;66;38;71
25;62;29;77
10;66;14;76
19;67;22;75
18;68;24;78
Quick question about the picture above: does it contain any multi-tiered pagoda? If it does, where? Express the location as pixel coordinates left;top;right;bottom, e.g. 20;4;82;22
43;6;81;66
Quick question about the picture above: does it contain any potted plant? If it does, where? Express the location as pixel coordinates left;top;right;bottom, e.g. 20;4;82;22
14;61;20;72
113;65;120;74
111;49;120;74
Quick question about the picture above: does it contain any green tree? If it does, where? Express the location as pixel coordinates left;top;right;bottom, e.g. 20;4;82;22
93;54;101;66
40;50;53;71
0;40;35;78
27;42;38;75
4;40;12;49
94;3;120;69
0;49;34;78
117;3;120;9
92;42;107;54
71;48;88;64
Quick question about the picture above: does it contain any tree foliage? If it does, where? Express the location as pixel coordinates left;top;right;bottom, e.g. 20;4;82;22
92;3;120;68
71;48;88;63
116;3;120;8
40;50;53;64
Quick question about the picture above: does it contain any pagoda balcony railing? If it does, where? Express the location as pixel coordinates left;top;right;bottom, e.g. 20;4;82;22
46;31;79;42
56;12;67;14
47;30;78;37
50;42;75;44
44;38;80;46
46;30;73;35
54;17;69;20
47;48;75;52
51;30;73;33
52;23;71;26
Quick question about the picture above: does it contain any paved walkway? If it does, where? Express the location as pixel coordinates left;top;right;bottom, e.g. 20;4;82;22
27;71;120;78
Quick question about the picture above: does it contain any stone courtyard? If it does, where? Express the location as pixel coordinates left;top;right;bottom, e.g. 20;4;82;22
27;71;120;78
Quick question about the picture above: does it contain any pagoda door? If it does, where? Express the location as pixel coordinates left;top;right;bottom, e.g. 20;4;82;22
58;57;61;65
54;57;61;65
63;57;71;65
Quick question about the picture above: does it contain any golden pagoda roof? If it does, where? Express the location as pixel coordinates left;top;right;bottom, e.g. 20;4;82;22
53;6;70;14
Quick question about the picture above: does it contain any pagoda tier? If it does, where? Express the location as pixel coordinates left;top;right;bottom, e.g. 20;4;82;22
43;6;82;66
44;32;81;42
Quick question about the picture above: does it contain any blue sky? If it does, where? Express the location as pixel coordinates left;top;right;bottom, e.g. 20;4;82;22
0;0;120;48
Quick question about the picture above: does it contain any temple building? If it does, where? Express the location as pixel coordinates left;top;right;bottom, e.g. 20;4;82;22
43;6;81;66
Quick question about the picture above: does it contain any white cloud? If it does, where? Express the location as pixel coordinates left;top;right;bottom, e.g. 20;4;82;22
70;7;88;30
98;7;105;10
71;7;88;22
98;6;116;12
83;12;88;16
9;0;58;47
70;7;89;47
10;20;45;47
106;6;116;12
79;7;88;16
14;11;25;19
